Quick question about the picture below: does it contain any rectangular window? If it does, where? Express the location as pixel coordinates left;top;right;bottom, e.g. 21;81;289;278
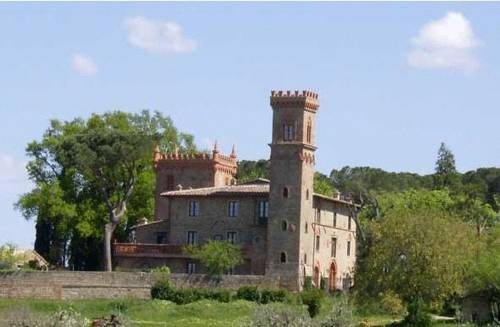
188;201;199;217
187;231;198;245
258;201;269;218
228;201;239;217
315;235;320;251
283;123;295;141
347;241;351;256
348;216;352;230
226;267;234;275
331;238;337;257
333;212;337;227
166;175;175;191
187;262;196;274
156;232;168;244
227;231;237;244
213;234;223;241
315;208;321;223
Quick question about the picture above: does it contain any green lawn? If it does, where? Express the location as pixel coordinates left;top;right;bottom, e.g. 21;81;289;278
0;298;478;327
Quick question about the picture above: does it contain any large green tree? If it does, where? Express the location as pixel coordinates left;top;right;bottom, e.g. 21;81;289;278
16;110;195;270
355;190;475;310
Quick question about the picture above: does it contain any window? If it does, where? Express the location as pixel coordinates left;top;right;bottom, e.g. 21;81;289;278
348;216;352;230
156;232;168;244
305;222;308;234
187;262;196;274
187;231;198;245
283;122;296;141
226;267;235;275
188;201;199;217
281;220;288;231
227;231;237;244
306;189;309;200
166;175;175;191
283;187;289;198
213;234;223;241
315;208;321;223
347;241;351;256
258;201;269;218
331;238;337;258
316;235;320;251
228;201;239;217
306;119;312;143
304;253;307;264
333;212;337;227
280;252;287;263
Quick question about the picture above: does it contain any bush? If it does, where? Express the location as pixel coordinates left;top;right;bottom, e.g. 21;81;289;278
151;279;175;300
394;298;432;327
379;291;406;316
151;280;234;304
237;285;260;302
300;289;324;318
260;288;289;304
245;306;312;327
319;294;354;327
320;277;328;291
304;276;313;290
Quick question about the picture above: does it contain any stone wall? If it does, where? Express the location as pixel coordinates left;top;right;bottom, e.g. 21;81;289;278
0;271;278;300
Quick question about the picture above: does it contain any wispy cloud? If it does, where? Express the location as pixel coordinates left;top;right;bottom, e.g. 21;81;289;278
407;12;481;73
124;16;197;55
71;53;98;76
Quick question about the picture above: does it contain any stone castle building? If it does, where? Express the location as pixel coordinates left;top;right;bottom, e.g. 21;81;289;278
114;90;357;291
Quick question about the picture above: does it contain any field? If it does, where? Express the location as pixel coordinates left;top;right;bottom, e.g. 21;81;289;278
0;298;476;327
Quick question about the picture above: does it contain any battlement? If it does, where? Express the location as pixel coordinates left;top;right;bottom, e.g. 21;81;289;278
270;90;319;111
153;144;237;174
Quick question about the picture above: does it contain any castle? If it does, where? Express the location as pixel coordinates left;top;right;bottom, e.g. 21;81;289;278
114;90;357;291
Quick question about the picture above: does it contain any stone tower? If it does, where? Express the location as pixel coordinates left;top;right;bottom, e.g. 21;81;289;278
265;90;319;290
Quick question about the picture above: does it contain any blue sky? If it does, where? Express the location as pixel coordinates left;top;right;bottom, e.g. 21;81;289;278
1;2;500;248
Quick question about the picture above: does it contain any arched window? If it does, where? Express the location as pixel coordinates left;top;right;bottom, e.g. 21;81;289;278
283;187;289;198
280;252;287;263
306;119;312;143
281;220;288;231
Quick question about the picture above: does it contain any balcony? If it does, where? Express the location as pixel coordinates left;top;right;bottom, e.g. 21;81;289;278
114;243;255;259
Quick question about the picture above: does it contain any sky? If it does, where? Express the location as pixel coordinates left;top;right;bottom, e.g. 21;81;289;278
1;2;500;248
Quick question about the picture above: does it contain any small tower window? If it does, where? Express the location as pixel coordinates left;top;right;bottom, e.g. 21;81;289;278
283;187;289;198
166;175;175;191
306;119;312;143
348;216;352;230
316;235;320;251
305;222;308;234
304;253;307;264
281;220;288;231
347;241;351;256
306;189;309;200
283;122;296;141
280;252;287;263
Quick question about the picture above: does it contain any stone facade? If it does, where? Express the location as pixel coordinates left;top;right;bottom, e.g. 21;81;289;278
114;90;357;291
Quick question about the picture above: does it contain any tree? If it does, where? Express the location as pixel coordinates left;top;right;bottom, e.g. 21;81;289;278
184;240;242;277
313;172;335;197
355;190;475;310
0;244;25;271
16;110;196;270
434;142;460;189
468;226;500;298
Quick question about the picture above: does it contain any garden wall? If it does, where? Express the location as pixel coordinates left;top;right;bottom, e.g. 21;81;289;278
0;271;278;300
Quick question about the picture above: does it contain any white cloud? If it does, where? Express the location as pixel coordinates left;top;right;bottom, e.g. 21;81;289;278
71;53;98;76
124;16;197;55
407;12;481;73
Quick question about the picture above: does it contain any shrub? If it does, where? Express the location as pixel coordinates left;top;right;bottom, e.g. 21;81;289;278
300;289;324;318
304;276;313;290
260;288;289;304
208;288;232;303
394;298;432;327
184;240;242;277
245;306;312;327
320;277;328;291
379;291;406;316
319;294;354;327
237;285;260;302
151;279;175;300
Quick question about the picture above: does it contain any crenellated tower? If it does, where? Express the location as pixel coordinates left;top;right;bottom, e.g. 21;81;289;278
153;143;238;220
265;90;319;290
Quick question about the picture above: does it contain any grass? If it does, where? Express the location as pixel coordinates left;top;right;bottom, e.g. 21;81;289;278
0;298;480;327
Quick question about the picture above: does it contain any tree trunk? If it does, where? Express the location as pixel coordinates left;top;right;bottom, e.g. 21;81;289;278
104;221;118;272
